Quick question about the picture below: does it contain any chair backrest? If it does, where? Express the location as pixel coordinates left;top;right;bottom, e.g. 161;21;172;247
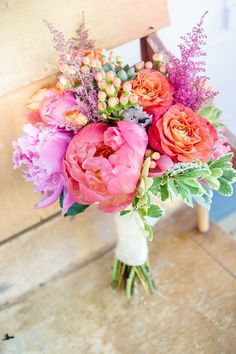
0;0;169;242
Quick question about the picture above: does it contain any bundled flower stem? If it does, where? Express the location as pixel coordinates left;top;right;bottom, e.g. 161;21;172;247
111;258;156;299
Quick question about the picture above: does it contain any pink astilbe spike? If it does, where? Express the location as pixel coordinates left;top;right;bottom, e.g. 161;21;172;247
166;12;218;110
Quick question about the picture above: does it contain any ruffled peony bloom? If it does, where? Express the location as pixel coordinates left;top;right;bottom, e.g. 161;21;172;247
13;124;72;208
148;103;217;163
129;69;173;114
27;88;88;131
63;121;148;213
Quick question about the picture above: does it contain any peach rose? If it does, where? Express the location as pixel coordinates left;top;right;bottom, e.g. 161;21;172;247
129;69;173;113
148;103;217;163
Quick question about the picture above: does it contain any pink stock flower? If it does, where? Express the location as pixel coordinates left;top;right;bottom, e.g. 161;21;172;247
63;121;148;213
13;124;72;208
213;134;231;159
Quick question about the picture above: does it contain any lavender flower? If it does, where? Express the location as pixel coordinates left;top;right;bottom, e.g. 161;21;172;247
166;12;218;110
13;124;72;208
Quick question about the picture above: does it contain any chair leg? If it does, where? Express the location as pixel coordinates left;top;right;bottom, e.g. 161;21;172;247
196;204;209;233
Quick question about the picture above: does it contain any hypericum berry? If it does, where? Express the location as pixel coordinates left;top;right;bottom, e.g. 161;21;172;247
152;152;161;160
98;81;106;90
135;61;144;70
106;84;116;96
120;95;129;105
98;102;107;111
80;65;90;74
150;160;157;169
98;91;106;100
95;72;103;81
82;57;90;65
90;59;97;68
106;71;115;81
153;53;163;62
108;97;117;107
145;61;153;69
123;82;132;92
113;77;121;87
129;94;138;104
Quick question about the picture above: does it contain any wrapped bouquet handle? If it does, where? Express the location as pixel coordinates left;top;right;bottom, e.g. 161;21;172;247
112;212;155;298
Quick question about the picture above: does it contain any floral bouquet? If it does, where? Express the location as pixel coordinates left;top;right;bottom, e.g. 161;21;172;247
13;14;235;298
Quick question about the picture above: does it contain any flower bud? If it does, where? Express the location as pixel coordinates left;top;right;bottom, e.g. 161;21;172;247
145;149;153;158
108;97;117;107
117;70;128;82
116;56;122;63
82;56;90;65
80;65;90;74
159;65;166;73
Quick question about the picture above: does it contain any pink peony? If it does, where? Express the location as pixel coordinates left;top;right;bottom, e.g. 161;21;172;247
63;121;148;213
27;89;88;131
13;124;72;208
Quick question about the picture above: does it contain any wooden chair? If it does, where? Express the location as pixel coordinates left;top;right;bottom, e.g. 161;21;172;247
0;0;209;305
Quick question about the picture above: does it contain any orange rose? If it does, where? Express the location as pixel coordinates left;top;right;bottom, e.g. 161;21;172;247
129;69;173;111
148;103;217;163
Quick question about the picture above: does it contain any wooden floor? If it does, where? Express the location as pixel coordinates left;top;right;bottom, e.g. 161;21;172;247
0;206;236;354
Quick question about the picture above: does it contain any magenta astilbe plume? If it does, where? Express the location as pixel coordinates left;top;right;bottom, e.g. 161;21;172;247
166;12;218;110
13;124;72;208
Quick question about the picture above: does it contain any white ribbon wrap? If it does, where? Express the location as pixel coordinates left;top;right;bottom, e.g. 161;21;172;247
115;212;148;266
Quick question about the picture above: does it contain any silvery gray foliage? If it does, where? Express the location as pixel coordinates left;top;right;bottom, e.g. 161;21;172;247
122;107;153;127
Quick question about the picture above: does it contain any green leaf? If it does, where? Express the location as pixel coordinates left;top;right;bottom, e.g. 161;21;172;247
204;176;220;190
147;204;164;218
149;177;162;196
217;177;233;196
197;104;221;127
120;210;131;216
160;183;170;201
221;169;236;182
60;192;89;216
209;153;233;170
211;168;223;178
65;203;89;216
143;220;153;241
176;182;194;207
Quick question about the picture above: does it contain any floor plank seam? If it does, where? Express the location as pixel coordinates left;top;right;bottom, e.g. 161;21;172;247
190;236;236;281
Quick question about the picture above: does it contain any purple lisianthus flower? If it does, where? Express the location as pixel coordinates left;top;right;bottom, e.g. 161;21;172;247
13;124;72;208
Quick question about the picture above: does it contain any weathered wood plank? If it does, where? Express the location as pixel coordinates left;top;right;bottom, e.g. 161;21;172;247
0;206;116;307
0;0;169;95
0;75;58;242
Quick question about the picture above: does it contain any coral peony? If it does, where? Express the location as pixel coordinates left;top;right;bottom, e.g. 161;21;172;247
129;69;173;113
148;103;217;163
63;121;148;213
13;124;72;208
